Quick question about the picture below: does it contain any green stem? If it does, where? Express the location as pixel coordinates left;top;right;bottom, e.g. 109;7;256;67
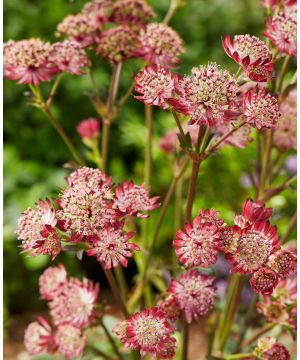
101;121;110;172
100;317;123;360
163;0;180;24
46;74;62;109
257;130;272;200
182;320;189;360
113;266;128;300
144;105;153;187
225;353;254;360
276;56;290;93
185;159;201;223
281;211;297;244
171;109;189;147
241;324;275;349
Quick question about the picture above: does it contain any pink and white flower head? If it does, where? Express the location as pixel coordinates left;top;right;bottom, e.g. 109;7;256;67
56;13;100;48
243;87;280;130
262;342;290;360
82;0;113;27
197;208;225;229
268;249;297;278
114;180;160;218
39;264;67;300
114;307;176;359
158;296;181;323
55;324;86;359
60;167;117;236
250;267;279;295
274;89;297;151
97;26;140;63
4;39;57;85
272;277;297;304
50;277;99;328
168;269;216;323
32;225;62;260
226;221;280;274
48;40;88;75
24;317;55;355
111;0;156;27
134;65;176;109
16;199;59;256
170;63;239;127
264;9;297;57
219;226;240;254
222;34;274;82
86;222;139;269
257;298;289;325
173;215;221;268
77;118;100;139
136;23;184;68
242;198;273;224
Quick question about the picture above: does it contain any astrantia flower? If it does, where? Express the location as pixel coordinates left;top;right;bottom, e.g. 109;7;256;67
59;167;116;236
111;0;156;27
197;208;225;229
4;39;57;85
274;89;296;151
39;264;67;300
115;307;176;359
97;26;140;63
114;180;160;218
134;65;176;109
243;87;280;129
48;40;88;75
158;296;181;323
250;267;279;295
24;317;55;355
82;0;113;27
170;63;239;127
272;277;296;304
262;342;290;360
168;269;216;323
257;298;289;325
32;225;62;260
268;249;297;278
222;34;274;82
77;118;100;139
226;221;280;274
55;325;86;359
219;226;240;254
136;23;184;67
264;10;297;57
56;13;100;48
242;198;273;224
173;215;221;268
50;277;99;328
86;222;139;269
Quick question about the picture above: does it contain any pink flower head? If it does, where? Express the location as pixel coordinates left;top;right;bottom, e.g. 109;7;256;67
250;267;279;295
114;180;160;218
134;65;176;109
268;249;297;278
55;324;86;359
264;9;297;57
257;298;289;325
50;277;99;328
24;317;55;355
56;13;100;48
170;63;239;127
219;225;240;254
222;34;274;82
274;89;297;151
39;264;67;300
86;222;139;269
242;198;273;224
76;118;100;139
48;40;88;75
243;86;280;129
60;167;117;236
136;23;184;68
197;208;225;229
111;0;156;27
4;39;57;85
168;269;216;323
226;221;280;274
32;225;62;260
158;296;181;323
97;26;140;63
262;343;290;360
272;277;297;304
173;215;221;268
82;0;113;27
121;307;176;359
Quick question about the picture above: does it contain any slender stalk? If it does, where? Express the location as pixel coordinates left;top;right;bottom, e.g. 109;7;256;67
276;56;290;93
199;126;211;153
241;324;275;349
100;317;123;360
281;211;297;244
113;266;128;300
225;353;254;360
117;81;135;110
182;320;189;360
171;109;188;146
163;0;180;24
46;74;62;108
262;175;297;201
102;266;129;318
101;121;110;172
257;130;272;199
185;160;201;223
144;105;153;186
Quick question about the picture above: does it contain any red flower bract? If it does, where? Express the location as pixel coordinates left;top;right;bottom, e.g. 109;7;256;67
250;267;279;295
134;65;176;109
168;269;216;323
77;118;100;139
242;198;273;224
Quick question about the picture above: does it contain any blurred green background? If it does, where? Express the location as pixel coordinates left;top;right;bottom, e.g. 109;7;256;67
4;0;296;345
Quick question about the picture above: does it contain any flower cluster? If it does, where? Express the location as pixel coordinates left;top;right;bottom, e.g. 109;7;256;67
24;264;99;358
4;38;88;85
113;307;177;359
254;337;291;360
16;167;159;269
222;34;274;82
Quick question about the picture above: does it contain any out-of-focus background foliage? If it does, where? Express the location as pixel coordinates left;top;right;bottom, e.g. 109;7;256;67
4;0;296;354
